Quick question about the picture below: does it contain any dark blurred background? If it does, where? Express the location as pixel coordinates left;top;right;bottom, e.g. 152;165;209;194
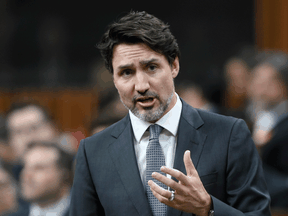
2;1;288;215
1;0;254;87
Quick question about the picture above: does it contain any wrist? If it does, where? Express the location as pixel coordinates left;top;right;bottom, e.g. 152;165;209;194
207;196;214;216
198;195;212;216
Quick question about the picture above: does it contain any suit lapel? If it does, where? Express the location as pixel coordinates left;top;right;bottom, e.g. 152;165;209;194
167;100;207;216
107;102;207;216
108;115;152;216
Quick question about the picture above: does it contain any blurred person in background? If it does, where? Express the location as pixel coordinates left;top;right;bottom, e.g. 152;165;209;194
248;51;288;146
0;115;14;174
177;79;220;114
97;88;128;120
247;51;288;209
58;133;79;155
6;102;59;182
224;58;250;110
261;114;288;209
223;46;258;129
223;57;252;128
10;141;73;216
89;88;128;136
0;167;18;215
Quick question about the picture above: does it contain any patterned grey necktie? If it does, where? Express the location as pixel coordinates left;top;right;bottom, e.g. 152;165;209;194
146;124;167;216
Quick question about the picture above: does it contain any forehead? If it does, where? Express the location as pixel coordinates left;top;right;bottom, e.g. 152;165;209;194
24;146;59;167
112;43;166;68
8;106;45;129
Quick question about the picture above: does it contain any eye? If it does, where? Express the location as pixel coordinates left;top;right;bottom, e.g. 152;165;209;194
148;64;157;71
120;69;132;77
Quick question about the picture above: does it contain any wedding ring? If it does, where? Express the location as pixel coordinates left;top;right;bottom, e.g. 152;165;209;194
169;190;175;201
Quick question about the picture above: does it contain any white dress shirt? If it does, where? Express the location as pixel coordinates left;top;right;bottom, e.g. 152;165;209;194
129;93;182;188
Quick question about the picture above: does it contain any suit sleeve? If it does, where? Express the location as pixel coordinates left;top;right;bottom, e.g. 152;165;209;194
212;119;271;216
262;163;288;207
69;139;104;216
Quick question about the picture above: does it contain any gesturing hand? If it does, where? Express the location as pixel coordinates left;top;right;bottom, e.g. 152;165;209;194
148;150;212;216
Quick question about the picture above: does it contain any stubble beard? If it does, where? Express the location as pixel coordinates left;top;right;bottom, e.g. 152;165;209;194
120;91;174;123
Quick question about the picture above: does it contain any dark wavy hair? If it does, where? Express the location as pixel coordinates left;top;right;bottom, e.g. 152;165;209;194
97;11;180;73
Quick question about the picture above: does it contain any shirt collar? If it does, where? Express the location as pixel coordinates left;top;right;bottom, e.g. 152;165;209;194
129;93;182;142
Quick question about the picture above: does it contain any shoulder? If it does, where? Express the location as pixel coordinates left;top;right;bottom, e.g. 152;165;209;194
199;109;244;131
182;100;240;130
197;108;248;138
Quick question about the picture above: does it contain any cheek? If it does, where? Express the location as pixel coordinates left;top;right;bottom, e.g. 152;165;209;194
158;78;174;94
33;173;46;185
116;86;132;102
33;172;56;186
268;83;284;98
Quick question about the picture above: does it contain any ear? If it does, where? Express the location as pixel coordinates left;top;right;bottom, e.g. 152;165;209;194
171;57;180;78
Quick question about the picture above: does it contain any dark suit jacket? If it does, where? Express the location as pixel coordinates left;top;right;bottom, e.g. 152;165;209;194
70;101;271;216
262;115;288;174
261;115;288;208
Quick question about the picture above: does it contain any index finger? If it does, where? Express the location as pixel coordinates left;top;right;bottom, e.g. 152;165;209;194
160;166;191;186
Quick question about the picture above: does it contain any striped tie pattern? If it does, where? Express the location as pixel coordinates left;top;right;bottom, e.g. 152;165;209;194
146;124;167;216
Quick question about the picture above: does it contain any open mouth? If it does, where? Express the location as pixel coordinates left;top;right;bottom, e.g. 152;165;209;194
136;97;156;107
137;97;154;103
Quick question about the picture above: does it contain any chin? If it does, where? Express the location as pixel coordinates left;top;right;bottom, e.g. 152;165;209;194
137;110;163;123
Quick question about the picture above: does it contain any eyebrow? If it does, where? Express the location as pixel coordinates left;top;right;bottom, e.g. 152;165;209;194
140;58;159;66
118;63;133;71
117;58;160;70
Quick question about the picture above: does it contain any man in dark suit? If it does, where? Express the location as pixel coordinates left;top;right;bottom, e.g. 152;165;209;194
70;11;271;216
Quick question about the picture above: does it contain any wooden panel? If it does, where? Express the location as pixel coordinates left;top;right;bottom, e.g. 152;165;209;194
272;209;288;216
0;88;98;138
0;91;12;114
55;89;98;136
9;89;57;114
255;0;288;52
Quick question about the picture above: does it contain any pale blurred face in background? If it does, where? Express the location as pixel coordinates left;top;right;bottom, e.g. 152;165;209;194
21;146;65;205
225;59;249;94
7;105;57;160
179;86;206;109
249;64;286;109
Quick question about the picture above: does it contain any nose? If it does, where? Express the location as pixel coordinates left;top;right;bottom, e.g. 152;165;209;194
134;72;150;94
21;167;32;182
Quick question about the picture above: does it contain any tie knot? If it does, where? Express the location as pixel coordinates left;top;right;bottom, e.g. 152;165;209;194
149;124;163;140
